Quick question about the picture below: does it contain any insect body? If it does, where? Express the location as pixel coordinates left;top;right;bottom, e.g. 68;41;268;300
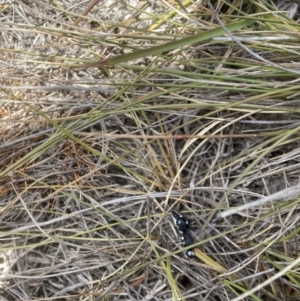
172;210;195;259
180;232;194;247
185;248;195;259
172;210;190;234
181;232;195;259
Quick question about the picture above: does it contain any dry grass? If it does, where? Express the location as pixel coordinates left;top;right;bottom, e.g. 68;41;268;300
1;0;300;300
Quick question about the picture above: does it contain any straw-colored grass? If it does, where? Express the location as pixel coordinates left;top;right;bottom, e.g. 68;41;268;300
1;0;300;300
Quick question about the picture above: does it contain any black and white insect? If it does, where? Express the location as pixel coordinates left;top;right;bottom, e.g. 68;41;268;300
172;210;190;235
181;232;195;259
172;210;195;259
184;248;195;259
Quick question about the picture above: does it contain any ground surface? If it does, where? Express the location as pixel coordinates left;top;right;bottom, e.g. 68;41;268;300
1;1;300;301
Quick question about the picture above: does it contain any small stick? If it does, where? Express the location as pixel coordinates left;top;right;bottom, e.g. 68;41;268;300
52;0;100;43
